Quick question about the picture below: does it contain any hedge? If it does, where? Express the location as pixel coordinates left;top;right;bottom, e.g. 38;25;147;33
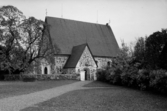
96;68;167;94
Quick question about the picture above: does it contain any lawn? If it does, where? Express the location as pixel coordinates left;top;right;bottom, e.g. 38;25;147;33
22;81;167;111
0;80;77;99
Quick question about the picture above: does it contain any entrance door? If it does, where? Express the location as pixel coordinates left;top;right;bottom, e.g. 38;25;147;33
44;67;48;74
84;68;90;80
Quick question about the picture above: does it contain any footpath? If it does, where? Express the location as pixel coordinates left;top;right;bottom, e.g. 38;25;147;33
0;81;92;111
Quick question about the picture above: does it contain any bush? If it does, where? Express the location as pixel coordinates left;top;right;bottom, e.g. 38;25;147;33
149;69;167;93
96;68;122;85
137;69;150;90
4;74;21;81
121;66;138;87
97;65;167;94
96;69;108;82
108;68;122;85
22;75;36;82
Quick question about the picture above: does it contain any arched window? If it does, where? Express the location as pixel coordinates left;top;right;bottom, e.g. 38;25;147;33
107;61;111;67
59;67;62;73
44;67;48;74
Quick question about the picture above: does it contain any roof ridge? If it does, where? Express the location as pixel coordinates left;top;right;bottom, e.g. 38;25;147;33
45;16;106;26
73;43;87;48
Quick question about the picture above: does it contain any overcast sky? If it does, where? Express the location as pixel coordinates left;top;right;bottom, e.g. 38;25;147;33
1;0;167;47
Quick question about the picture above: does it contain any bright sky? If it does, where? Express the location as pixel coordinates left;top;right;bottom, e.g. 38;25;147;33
1;0;167;47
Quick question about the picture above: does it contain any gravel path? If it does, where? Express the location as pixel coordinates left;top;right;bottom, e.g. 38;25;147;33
0;81;92;111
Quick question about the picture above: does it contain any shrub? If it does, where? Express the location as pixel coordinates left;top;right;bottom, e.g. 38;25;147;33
137;69;150;90
149;69;167;93
109;68;122;85
4;74;21;81
97;65;167;94
121;66;138;87
96;69;108;82
22;75;36;82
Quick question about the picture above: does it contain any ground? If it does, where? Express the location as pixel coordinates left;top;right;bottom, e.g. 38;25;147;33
0;80;77;99
21;81;167;111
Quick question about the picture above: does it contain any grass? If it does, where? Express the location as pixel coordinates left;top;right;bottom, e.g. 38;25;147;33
84;81;113;87
22;81;167;111
0;80;77;99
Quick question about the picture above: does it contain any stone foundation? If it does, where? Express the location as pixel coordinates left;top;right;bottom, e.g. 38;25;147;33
4;74;80;81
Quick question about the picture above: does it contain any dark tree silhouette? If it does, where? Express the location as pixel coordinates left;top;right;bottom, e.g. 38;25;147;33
133;37;147;68
145;29;167;69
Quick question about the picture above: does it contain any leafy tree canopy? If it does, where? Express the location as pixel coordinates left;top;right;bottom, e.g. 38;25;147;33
133;29;167;70
0;5;58;74
145;29;167;69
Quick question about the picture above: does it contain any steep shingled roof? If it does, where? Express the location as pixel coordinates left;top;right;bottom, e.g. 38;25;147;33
45;16;120;57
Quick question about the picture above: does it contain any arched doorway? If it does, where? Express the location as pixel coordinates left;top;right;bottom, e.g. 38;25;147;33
44;67;48;74
84;68;90;80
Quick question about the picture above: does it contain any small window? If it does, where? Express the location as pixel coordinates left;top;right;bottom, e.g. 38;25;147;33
78;69;80;73
59;67;62;73
44;67;48;74
107;61;111;67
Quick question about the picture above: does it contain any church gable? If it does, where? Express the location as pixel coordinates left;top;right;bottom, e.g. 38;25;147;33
64;44;97;69
64;44;86;68
76;45;97;68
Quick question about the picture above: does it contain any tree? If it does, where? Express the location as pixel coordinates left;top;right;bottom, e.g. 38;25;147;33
159;43;167;69
158;29;167;69
133;37;147;68
18;17;58;72
0;5;59;74
145;29;167;69
105;41;137;85
0;5;25;74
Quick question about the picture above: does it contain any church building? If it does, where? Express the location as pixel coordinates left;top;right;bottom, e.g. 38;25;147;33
41;16;120;80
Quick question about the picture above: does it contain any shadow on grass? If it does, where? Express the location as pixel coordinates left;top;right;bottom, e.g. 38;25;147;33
84;81;167;98
22;81;167;111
